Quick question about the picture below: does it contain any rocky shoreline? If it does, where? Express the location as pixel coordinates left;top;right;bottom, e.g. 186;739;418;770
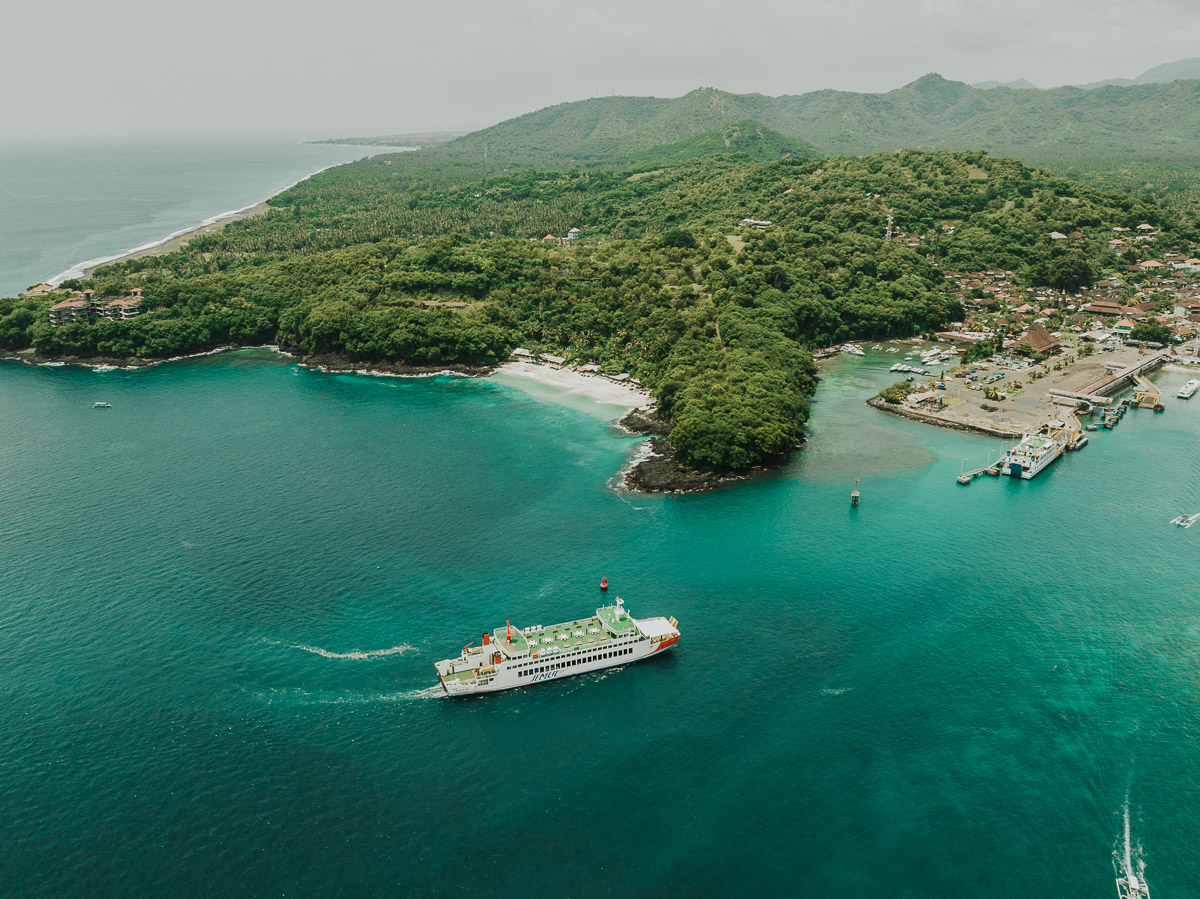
618;407;792;493
0;344;498;379
293;351;496;378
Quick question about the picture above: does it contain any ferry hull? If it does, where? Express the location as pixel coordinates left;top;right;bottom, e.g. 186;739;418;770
435;603;680;697
439;637;677;696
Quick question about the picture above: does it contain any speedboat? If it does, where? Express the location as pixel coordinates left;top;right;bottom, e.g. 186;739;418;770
92;402;111;409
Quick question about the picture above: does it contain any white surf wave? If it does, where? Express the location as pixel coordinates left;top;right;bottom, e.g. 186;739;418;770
610;438;660;492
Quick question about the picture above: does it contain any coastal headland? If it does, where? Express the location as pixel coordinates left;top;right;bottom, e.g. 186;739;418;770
7;139;1200;497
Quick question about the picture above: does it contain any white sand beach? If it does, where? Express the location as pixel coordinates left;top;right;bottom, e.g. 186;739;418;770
489;362;652;419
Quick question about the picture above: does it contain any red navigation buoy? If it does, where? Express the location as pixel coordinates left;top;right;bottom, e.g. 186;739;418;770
600;575;608;591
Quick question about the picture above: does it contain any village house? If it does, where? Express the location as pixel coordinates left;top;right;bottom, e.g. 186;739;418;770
49;287;145;327
1020;323;1063;355
48;297;91;327
1175;300;1200;323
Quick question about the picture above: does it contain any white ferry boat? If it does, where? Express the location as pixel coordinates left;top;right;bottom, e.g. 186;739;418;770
434;598;680;696
1178;378;1199;398
1000;423;1070;479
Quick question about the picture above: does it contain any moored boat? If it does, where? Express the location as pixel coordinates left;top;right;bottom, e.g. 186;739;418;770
999;422;1070;479
1178;378;1199;399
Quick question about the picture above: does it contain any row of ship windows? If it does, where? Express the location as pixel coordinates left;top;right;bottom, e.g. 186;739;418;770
517;648;634;677
515;637;636;667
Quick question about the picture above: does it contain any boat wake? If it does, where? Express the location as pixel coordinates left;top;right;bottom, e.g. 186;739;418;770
1114;795;1149;898
289;643;415;660
254;685;441;705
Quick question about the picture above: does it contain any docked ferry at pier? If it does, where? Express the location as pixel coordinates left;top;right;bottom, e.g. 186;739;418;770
1000;421;1071;479
434;598;680;696
1178;378;1199;399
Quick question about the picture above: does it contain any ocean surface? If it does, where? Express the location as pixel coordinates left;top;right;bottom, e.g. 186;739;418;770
2;349;1199;897
0;138;399;298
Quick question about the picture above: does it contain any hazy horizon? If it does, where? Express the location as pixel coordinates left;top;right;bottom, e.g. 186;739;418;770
5;0;1200;139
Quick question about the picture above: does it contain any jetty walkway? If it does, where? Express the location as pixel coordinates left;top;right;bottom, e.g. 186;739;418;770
1078;350;1171;398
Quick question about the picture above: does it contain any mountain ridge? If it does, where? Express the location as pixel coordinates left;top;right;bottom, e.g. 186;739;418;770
431;73;1200;168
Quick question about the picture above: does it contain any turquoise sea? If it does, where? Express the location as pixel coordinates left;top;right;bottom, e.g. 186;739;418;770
0;138;397;299
2;348;1199;896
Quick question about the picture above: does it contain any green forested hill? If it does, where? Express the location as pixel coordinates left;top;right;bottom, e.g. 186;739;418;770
3;150;1189;471
433;89;812;166
424;76;1200;175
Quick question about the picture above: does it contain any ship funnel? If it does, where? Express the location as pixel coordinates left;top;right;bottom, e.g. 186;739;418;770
482;632;490;646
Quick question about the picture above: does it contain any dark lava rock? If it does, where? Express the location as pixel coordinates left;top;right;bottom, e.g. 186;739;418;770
619;407;672;436
626;439;727;492
297;353;495;377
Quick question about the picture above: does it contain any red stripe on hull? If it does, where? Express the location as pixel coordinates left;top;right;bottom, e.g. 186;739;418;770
651;634;679;653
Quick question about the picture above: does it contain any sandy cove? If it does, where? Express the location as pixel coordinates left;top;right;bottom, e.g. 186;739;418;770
489;361;652;415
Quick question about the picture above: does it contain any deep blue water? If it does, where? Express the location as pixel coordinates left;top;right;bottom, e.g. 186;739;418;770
0;138;397;298
2;350;1198;896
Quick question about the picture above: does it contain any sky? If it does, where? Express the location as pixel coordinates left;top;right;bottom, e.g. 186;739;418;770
5;0;1200;139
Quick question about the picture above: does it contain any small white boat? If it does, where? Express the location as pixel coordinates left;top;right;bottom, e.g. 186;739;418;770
1117;875;1151;899
842;344;866;356
1169;512;1200;528
887;347;899;353
92;402;112;409
871;344;882;351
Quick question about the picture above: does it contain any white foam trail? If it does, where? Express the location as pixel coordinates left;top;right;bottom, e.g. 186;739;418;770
290;643;415;660
1116;793;1146;893
256;685;441;705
